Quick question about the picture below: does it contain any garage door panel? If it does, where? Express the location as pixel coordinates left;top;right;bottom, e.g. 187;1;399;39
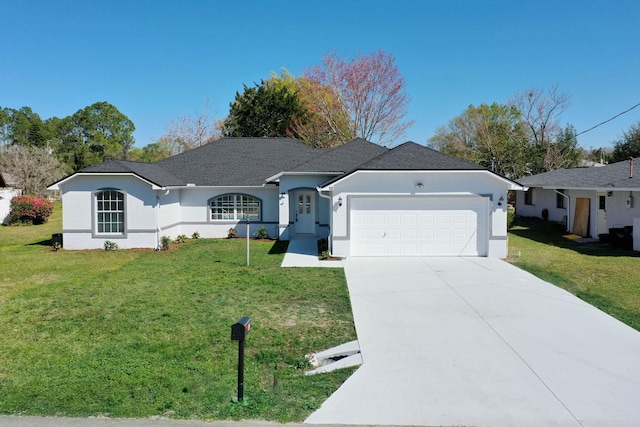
350;197;488;257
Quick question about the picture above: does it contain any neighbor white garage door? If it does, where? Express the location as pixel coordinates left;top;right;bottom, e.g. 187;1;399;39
350;196;488;256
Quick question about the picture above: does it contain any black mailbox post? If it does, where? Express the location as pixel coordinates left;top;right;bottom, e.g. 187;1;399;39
231;316;251;402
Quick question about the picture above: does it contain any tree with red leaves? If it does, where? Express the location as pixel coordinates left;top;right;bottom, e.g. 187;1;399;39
300;50;413;147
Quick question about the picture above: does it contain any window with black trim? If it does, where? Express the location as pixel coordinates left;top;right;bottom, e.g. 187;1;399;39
96;190;125;234
524;189;534;205
556;190;566;209
210;194;260;221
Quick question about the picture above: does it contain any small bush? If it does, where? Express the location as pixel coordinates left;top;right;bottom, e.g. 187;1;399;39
507;208;516;229
175;234;188;244
319;250;331;260
228;228;237;239
253;226;269;240
191;231;200;239
104;240;119;251
9;195;53;225
160;235;172;251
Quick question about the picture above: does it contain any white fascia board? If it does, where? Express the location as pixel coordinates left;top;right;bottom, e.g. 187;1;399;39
48;172;164;190
342;191;483;198
319;170;525;190
265;171;340;183
538;185;640;192
166;183;276;189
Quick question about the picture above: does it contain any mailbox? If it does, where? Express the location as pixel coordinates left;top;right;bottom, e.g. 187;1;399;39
231;316;251;341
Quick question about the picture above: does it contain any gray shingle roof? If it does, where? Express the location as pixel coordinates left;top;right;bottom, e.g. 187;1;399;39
67;138;494;188
289;138;388;173
519;157;640;189
80;160;186;187
157;137;316;186
356;141;485;170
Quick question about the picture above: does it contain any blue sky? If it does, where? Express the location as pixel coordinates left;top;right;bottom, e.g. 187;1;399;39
1;1;639;150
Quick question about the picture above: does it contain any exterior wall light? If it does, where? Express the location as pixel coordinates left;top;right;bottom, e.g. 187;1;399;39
498;196;504;206
415;183;423;189
338;196;343;207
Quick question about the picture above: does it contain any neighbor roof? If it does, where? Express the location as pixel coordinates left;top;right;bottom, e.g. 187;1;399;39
519;157;640;190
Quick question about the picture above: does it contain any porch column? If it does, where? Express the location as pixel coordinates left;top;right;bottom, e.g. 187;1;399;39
278;191;290;240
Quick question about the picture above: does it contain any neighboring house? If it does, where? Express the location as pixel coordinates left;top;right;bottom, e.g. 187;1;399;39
48;137;522;258
0;172;21;224
515;157;640;246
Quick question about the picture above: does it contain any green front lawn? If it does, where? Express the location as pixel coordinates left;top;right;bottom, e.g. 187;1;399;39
508;217;640;331
0;204;356;421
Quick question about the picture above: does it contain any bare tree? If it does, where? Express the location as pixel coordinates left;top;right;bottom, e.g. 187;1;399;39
509;85;572;172
302;50;413;147
162;98;220;154
0;145;66;195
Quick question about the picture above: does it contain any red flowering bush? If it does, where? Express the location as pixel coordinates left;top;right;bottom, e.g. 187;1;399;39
9;195;54;225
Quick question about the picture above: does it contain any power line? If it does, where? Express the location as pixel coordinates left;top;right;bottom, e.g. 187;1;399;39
576;101;640;137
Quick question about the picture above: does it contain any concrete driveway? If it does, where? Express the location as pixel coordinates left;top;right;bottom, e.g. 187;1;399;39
306;257;640;427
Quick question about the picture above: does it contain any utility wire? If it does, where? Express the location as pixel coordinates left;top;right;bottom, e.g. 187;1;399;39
576;101;640;136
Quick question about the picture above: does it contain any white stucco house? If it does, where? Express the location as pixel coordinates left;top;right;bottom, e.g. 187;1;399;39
0;172;21;224
515;157;640;249
48;137;522;258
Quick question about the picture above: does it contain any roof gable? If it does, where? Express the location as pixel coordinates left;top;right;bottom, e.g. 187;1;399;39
80;160;186;187
357;141;485;171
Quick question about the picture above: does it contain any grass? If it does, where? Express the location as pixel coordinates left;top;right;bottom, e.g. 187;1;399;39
508;217;640;331
0;203;357;421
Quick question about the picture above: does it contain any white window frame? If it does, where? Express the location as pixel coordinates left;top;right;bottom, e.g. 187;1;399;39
209;194;261;221
94;189;126;236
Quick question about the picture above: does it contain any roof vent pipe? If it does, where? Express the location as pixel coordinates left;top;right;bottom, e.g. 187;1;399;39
630;157;634;179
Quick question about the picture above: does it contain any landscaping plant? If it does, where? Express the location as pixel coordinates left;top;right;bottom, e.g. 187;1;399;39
253;226;269;240
9;195;53;225
160;235;172;250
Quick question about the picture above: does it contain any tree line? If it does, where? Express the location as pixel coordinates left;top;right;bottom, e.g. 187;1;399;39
2;49;640;195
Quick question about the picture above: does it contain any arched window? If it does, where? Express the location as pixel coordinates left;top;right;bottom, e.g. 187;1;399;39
95;190;125;234
210;194;260;221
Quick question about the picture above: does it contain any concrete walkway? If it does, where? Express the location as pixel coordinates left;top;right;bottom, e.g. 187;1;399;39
306;257;640;426
281;237;342;268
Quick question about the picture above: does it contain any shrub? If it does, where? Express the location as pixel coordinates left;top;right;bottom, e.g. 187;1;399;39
175;234;188;244
104;240;119;251
253;226;269;240
507;208;516;229
9;195;53;225
228;228;237;239
191;231;200;239
160;235;172;251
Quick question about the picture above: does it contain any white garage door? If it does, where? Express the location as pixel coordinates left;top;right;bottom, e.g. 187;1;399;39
350;196;488;256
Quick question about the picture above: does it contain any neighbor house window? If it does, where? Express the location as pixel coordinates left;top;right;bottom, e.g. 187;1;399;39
556;190;566;209
524;189;534;205
96;190;125;234
210;194;260;221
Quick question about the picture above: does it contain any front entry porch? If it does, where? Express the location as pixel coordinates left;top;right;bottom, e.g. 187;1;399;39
281;236;342;268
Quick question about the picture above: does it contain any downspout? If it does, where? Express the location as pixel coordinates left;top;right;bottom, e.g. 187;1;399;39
554;189;570;232
155;192;161;250
155;189;169;250
316;187;336;257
